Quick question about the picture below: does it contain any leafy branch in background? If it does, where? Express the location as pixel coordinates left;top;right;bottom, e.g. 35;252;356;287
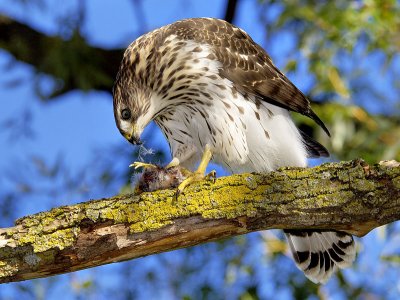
266;0;400;99
262;0;400;164
296;102;400;162
0;14;121;98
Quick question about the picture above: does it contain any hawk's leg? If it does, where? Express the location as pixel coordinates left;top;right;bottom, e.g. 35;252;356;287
176;144;216;196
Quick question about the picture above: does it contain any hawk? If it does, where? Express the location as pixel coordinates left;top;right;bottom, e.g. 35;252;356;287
113;18;356;283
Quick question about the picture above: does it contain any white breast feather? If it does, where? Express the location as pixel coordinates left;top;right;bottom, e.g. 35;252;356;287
155;38;307;172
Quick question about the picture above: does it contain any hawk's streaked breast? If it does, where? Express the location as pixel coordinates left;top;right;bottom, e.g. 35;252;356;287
113;18;327;171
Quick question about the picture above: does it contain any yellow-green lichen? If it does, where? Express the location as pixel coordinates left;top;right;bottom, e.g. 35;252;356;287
127;190;185;233
0;258;19;277
351;178;376;192
18;228;79;253
126;176;264;233
202;204;257;219
392;176;400;189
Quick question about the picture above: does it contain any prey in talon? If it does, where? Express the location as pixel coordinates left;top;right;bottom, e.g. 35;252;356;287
133;163;191;194
131;155;216;195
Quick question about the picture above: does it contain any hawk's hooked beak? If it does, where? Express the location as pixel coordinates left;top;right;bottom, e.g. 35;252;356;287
128;135;142;145
124;125;142;145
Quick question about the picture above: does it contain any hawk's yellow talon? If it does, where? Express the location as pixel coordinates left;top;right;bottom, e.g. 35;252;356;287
129;161;158;170
166;157;180;169
205;170;217;183
176;144;214;197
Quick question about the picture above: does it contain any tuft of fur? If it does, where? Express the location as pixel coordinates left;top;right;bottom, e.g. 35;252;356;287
134;165;189;194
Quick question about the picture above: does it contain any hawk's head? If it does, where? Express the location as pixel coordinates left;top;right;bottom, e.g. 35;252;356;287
113;74;156;145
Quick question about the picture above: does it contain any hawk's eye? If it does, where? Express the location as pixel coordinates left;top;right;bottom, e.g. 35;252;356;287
121;109;131;120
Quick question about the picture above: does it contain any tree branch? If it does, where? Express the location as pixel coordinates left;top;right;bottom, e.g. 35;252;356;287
0;159;399;283
0;14;123;98
223;0;238;23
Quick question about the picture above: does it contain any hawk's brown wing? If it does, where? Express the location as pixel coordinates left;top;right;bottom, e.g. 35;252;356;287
168;18;330;137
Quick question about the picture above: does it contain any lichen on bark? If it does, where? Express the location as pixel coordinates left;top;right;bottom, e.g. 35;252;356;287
0;159;398;283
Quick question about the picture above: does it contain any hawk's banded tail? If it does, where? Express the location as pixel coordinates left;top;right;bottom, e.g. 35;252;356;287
284;230;356;283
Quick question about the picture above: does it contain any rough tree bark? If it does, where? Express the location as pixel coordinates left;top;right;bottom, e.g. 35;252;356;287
0;159;399;283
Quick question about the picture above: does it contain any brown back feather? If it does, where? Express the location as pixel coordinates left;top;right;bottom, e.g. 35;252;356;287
166;18;330;136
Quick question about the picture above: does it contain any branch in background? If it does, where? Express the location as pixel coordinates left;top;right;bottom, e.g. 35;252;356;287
130;0;148;35
0;1;237;98
0;159;399;283
0;14;124;98
224;0;238;23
